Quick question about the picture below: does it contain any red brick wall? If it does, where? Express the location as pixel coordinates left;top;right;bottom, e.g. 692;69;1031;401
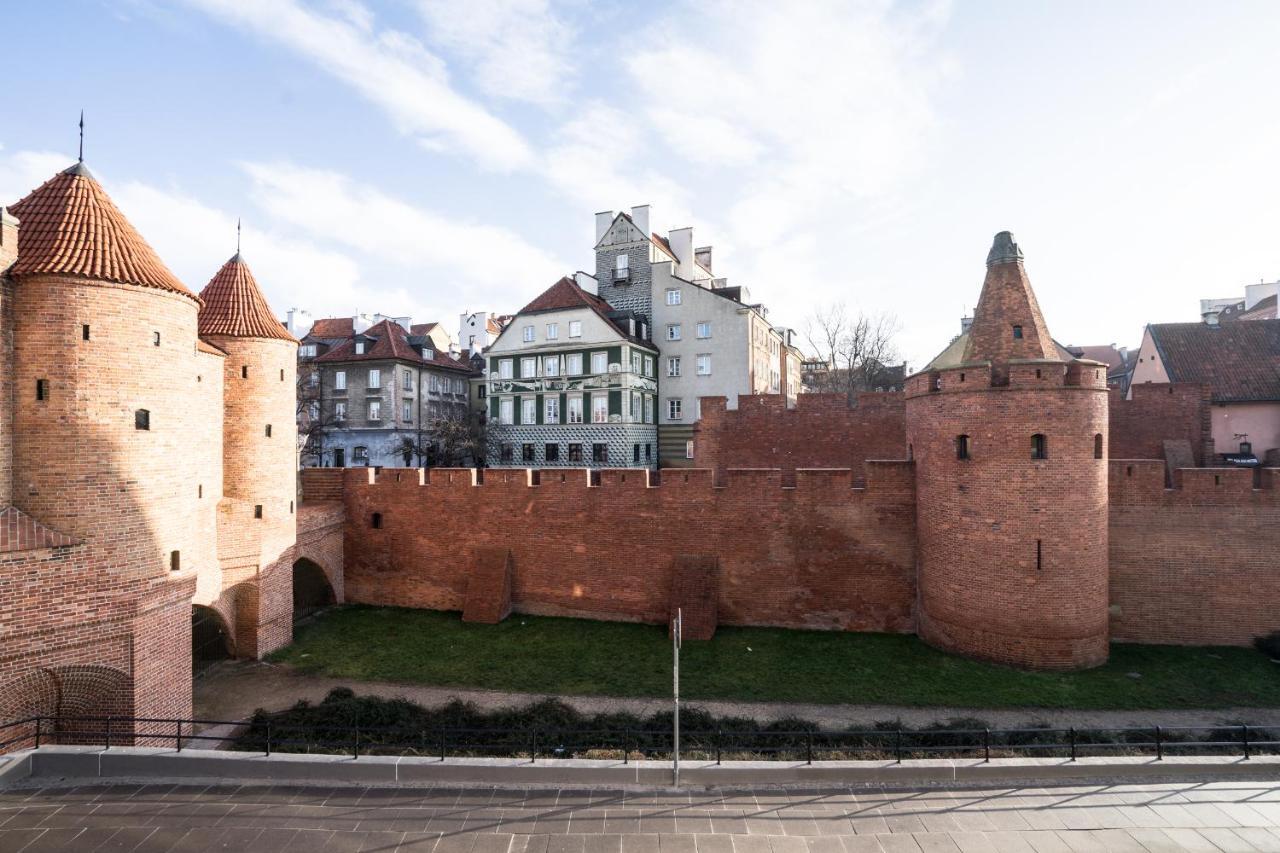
1109;462;1280;645
1110;383;1213;465
694;393;907;482
341;464;917;634
0;275;11;508
905;362;1111;670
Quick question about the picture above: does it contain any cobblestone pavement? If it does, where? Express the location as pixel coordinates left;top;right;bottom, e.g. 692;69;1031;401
3;781;1280;852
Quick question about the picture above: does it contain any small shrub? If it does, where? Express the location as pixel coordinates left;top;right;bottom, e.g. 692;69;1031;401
1253;631;1280;659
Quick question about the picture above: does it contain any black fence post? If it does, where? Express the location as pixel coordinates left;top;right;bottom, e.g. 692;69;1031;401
105;717;112;750
1242;725;1250;760
623;730;629;765
440;727;447;762
33;717;41;750
1155;726;1162;761
1069;727;1076;762
806;731;813;765
176;721;182;752
983;728;990;763
531;730;539;764
716;728;722;766
353;724;361;760
265;722;272;757
895;729;902;764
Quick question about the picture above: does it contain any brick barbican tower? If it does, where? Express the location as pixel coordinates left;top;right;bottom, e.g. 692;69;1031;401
905;232;1111;669
197;251;299;657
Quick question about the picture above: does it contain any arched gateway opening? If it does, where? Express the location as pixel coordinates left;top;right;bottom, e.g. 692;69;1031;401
293;558;335;623
191;605;233;675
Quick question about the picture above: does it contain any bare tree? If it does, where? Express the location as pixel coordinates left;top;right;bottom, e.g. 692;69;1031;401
379;411;502;469
297;363;343;466
804;303;903;403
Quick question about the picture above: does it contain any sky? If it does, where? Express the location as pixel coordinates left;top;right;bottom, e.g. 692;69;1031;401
3;0;1279;370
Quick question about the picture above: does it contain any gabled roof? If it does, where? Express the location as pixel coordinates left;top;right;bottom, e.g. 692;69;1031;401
314;318;477;373
1148;319;1280;403
197;338;227;357
597;211;679;262
197;254;297;342
410;322;439;336
308;317;355;339
7;163;195;299
1232;294;1278;322
0;506;78;553
508;276;656;350
962;232;1058;364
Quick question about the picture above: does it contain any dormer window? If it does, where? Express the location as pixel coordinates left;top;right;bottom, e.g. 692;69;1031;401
1012;325;1024;340
355;341;366;355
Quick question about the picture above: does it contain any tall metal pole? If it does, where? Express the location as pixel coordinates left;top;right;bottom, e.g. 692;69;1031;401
673;607;682;787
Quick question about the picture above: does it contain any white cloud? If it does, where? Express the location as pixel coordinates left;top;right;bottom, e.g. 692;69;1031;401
182;0;533;170
414;0;576;106
0;148;75;205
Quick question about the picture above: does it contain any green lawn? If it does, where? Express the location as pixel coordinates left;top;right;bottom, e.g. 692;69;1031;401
271;605;1280;710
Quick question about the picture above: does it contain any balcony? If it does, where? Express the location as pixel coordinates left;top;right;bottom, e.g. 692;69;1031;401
613;267;630;281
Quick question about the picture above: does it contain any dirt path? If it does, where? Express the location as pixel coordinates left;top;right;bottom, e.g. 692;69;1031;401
193;660;1280;730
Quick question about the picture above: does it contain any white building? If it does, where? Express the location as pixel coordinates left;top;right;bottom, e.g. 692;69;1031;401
592;206;799;466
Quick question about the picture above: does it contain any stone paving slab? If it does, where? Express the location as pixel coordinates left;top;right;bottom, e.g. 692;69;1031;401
2;781;1279;851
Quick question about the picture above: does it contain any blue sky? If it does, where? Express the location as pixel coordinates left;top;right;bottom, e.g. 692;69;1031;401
4;0;1280;368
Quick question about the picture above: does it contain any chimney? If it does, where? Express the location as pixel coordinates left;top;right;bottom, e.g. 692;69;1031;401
630;205;650;238
960;316;974;334
595;210;614;243
353;312;372;334
695;246;713;274
0;207;18;275
574;271;598;296
1203;308;1221;326
668;226;693;277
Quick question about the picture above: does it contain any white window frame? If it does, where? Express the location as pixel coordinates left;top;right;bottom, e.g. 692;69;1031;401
696;321;711;339
668;398;683;420
367;369;381;389
667;356;681;377
355;341;365;355
522;325;535;342
544;355;560;377
590;351;608;374
499;359;513;379
644;396;653;424
665;288;682;305
569;320;582;338
591;392;609;424
521;397;536;425
630;391;641;421
402;401;412;422
499;397;514;425
368;400;381;421
685;439;694;460
567;394;584;424
521;357;538;378
631;351;642;373
335;370;347;390
334;401;346;421
566;353;583;375
696;354;711;376
616;253;628;272
403;369;414;391
667;324;681;341
546;323;559;340
644;356;654;377
544;396;560;424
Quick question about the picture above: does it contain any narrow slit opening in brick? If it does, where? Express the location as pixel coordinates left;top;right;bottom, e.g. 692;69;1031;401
254;504;263;519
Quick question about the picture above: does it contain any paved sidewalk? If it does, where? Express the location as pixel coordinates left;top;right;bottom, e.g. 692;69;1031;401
3;780;1280;852
196;660;1280;731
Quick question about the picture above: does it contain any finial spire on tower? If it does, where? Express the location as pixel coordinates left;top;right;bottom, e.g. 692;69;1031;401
236;218;241;256
78;110;84;163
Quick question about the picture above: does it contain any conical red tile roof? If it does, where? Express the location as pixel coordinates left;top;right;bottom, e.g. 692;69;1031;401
7;163;195;299
197;253;297;342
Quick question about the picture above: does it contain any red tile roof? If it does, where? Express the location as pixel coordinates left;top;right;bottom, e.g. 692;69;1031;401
1148;319;1280;402
0;506;78;553
410;322;438;336
314;318;477;373
7;163;196;299
197;338;227;356
197;254;297;342
514;276;655;348
309;317;355;339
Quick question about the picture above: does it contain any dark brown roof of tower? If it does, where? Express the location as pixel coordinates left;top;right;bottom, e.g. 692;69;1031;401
7;163;196;299
1148;319;1280;402
961;231;1059;364
197;254;297;342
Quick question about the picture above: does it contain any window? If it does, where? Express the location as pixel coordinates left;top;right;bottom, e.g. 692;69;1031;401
630;391;642;421
633;444;641;463
35;379;47;401
355;341;365;355
645;444;652;462
522;443;535;463
335;401;346;421
254;505;263;519
631;351;642;374
569;321;582;338
666;288;682;305
546;323;559;340
170;550;180;572
499;398;514;425
544;355;560;377
667;324;682;341
498;359;513;379
335;370;347;390
685;440;694;459
241;365;248;379
308;370;319;387
616;253;628;275
368;400;381;421
1094;433;1103;460
667;356;681;377
522;397;536;424
521;357;537;378
956;434;970;460
592;443;608;463
1032;433;1048;460
696;354;711;376
644;396;653;423
546;443;560;462
644;356;654;377
371;512;382;529
334;448;346;466
153;331;161;347
1012;325;1023;340
403;402;412;422
265;424;273;437
403;370;414;391
428;375;439;393
590;352;607;374
568;443;583;463
566;353;583;375
523;325;535;342
592;393;609;423
299;344;316;357
135;409;150;430
368;369;381;389
500;443;514;463
668;398;683;420
567;394;584;424
696;321;711;339
544;396;560;424
280;369;285;381
198;484;203;498
308;401;320;420
353;446;368;464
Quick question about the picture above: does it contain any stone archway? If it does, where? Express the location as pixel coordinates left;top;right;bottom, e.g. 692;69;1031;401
0;665;132;747
192;604;234;674
293;557;336;623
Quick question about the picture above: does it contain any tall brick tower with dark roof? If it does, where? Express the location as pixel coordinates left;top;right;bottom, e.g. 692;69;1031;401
904;232;1111;670
198;252;299;657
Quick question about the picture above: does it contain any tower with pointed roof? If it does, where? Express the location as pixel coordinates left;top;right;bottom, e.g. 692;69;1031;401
904;232;1111;670
198;251;299;655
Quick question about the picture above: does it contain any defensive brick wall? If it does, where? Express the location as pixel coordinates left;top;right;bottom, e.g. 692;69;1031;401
693;393;907;481
339;464;918;634
1108;461;1280;646
1109;383;1213;465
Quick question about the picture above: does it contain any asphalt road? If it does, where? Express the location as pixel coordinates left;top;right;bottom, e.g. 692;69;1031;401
3;780;1280;851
